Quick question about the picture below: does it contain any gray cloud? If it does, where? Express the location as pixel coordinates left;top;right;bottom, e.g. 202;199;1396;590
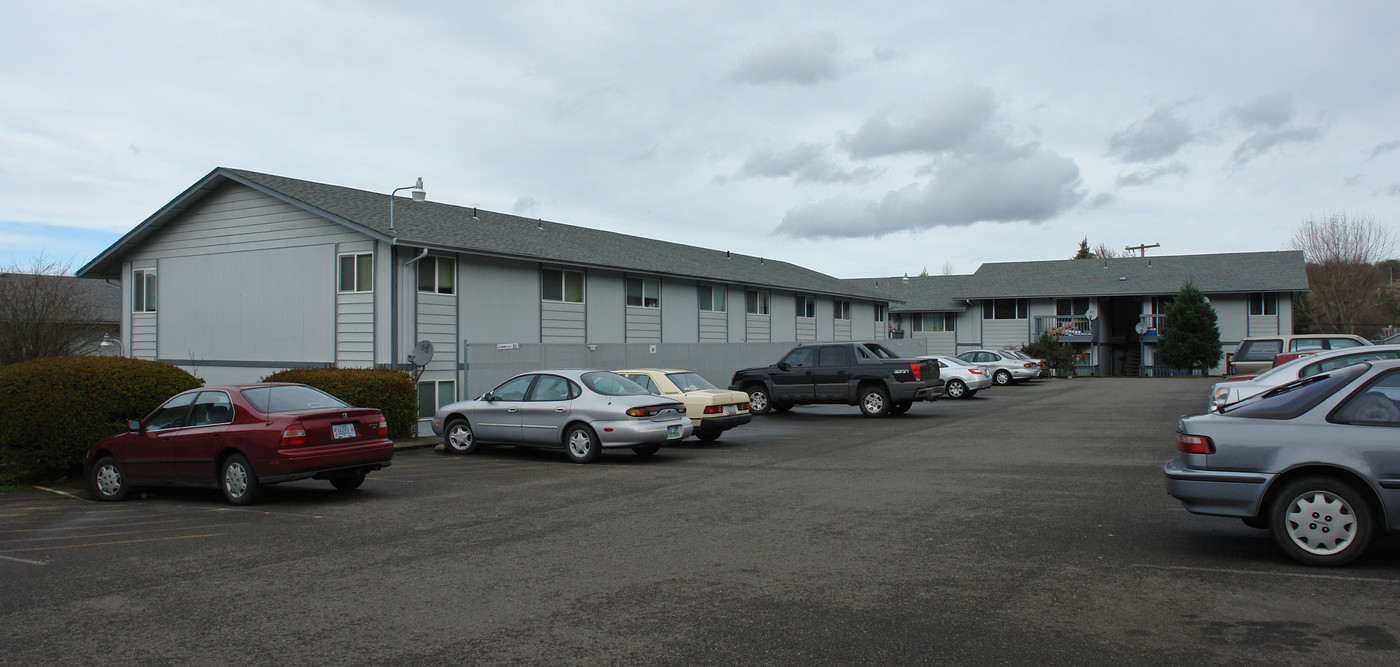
841;85;997;159
729;33;843;85
1226;94;1295;130
733;143;878;184
1115;161;1189;188
1369;140;1400;160
1106;104;1197;163
1220;94;1327;168
512;197;540;216
1229;124;1326;168
774;145;1084;239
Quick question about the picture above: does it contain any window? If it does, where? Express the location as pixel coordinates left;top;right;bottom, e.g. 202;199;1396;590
781;347;815;368
418;380;456;418
132;268;157;312
835;300;850;320
911;313;955;332
1333;369;1400;425
489;375;535;401
746;290;769;315
624;374;660;394
981;299;1028;320
1250;293;1277;316
627;277;660;308
146;392;196;431
698;285;726;312
527;375;577;401
338;253;374;293
1056;298;1090;316
796;295;815;318
190;391;234;426
543;268;584;303
875;304;887;322
1151;296;1173;315
817;346;850;367
417;256;456;295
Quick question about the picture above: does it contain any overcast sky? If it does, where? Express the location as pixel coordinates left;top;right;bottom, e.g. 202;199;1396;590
3;1;1398;278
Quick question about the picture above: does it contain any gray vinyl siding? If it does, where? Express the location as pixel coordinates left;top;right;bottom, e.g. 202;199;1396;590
461;257;539;344
542;302;586;343
796;318;816;341
699;310;727;343
414;294;457;376
746;314;771;342
982;319;1028;350
816;299;834;341
728;289;748;342
587;272;624;343
834;318;852;341
920;332;957;355
337;294;375;365
131;312;157;359
625;306;661;343
771;292;796;342
661;278;698;343
1248;315;1280;337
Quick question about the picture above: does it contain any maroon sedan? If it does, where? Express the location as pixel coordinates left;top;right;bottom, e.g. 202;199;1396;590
86;383;394;505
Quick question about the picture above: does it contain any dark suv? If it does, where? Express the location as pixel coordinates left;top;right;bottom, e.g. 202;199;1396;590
729;342;939;417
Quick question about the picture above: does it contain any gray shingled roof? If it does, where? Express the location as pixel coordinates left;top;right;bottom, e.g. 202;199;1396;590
849;252;1308;312
81;168;885;301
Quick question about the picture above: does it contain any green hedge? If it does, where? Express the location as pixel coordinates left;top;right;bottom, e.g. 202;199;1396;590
0;356;203;483
261;367;416;439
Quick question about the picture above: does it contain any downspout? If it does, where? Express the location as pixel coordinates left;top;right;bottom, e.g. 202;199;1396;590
393;247;431;371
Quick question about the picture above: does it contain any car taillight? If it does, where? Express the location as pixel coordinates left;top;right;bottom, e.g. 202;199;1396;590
909;362;922;381
280;424;308;447
377;418;388;437
627;405;685;418
1176;432;1215;455
740;402;749;410
704;406;723;414
969;369;983;375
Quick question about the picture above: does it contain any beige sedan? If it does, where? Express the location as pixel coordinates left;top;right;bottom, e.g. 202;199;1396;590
615;368;752;442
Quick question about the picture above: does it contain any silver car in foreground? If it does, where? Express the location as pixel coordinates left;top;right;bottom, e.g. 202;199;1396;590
1164;359;1400;566
432;370;693;463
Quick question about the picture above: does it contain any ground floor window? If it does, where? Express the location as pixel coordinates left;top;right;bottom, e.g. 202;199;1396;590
418;380;456;418
911;312;955;332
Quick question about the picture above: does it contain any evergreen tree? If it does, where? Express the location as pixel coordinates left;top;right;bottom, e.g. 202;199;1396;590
1158;282;1223;372
1072;237;1093;259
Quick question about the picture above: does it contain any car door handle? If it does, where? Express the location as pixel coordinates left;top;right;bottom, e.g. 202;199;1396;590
507;407;518;413
555;407;566;413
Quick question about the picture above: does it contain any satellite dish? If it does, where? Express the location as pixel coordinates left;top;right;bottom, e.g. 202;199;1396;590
1085;307;1098;321
408;340;434;366
1134;322;1147;335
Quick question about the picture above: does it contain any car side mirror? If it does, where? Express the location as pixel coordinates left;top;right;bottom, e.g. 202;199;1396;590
127;419;143;432
482;391;494;402
777;362;790;371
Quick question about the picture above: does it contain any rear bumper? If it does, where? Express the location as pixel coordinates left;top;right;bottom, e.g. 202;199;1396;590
257;440;395;483
593;419;694;447
1162;459;1270;517
694;413;751;434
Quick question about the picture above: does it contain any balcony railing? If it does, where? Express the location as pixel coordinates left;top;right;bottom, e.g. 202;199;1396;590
1139;314;1165;342
1033;315;1094;342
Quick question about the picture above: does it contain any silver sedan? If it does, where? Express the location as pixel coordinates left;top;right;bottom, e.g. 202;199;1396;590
1165;359;1400;566
432;370;693;463
1206;344;1400;410
920;355;992;399
957;349;1040;386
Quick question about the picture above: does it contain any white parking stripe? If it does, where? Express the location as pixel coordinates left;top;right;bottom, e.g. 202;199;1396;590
1136;563;1400;584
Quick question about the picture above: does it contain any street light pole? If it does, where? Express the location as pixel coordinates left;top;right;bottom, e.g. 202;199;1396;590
388;177;426;373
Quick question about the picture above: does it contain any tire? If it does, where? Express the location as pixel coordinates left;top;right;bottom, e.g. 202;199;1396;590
330;472;366;491
632;443;661;457
993;370;1012;386
89;456;130;502
945;379;967;399
443;417;477;455
564;424;600;463
889;402;912;415
221;453;263;506
859;386;891;418
696;431;721;442
1269;476;1373;566
746;386;772;415
965;390;979;398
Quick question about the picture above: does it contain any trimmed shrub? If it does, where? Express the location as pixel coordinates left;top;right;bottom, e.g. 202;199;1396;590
1022;333;1078;376
261;367;416;439
0;356;203;483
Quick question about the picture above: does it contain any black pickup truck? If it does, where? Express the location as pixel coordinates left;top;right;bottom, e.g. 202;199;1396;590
729;342;941;417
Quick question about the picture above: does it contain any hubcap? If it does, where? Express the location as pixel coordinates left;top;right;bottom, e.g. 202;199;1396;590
225;462;249;499
749;392;768;412
568;430;592;457
996;371;1010;385
449;425;472;451
95;464;121;496
948;381;964;398
1285;491;1357;555
864;393;884;412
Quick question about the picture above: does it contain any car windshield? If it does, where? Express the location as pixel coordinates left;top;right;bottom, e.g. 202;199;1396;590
242;385;349;413
581;371;651;396
1225;363;1369;420
1251;353;1318;383
937;356;972;368
666;372;717;392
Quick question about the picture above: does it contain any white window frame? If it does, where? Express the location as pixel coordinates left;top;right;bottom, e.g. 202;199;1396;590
1250;292;1277;316
418;379;456;418
417;256;456;295
627;277;660;308
698;284;726;312
132;267;157;313
543;268;585;304
875;303;887;322
796;295;815;319
338;252;374;293
746;290;770;315
835;299;851;320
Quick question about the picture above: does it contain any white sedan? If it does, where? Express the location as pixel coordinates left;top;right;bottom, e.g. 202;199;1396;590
920;355;992;399
616;368;752;442
1208;345;1400;411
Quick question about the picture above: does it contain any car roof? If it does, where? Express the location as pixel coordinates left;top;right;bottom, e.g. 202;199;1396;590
613;368;692;374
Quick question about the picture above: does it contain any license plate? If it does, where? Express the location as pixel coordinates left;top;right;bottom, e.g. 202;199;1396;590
332;423;357;439
666;425;681;439
724;404;737;415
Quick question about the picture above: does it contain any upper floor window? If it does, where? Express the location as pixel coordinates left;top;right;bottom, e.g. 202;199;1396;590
543;268;584;303
911;312;955;332
982;298;1028;320
835;300;851;320
1151;296;1173;315
796;295;815;318
133;268;157;313
875;303;887;322
698;284;726;312
417;256;456;295
746;290;770;315
627;277;660;308
1250;293;1277;316
338;253;373;293
1056;297;1090;316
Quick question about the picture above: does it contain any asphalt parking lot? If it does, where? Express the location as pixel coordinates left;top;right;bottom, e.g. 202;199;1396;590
4;377;1400;665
